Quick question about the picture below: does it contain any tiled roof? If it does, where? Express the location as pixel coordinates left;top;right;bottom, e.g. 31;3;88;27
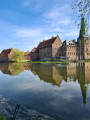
31;47;38;52
24;52;30;56
0;48;12;57
37;37;57;49
63;40;76;46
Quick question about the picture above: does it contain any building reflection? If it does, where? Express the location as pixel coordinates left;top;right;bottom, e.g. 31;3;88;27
29;64;63;86
0;62;90;105
30;63;90;105
0;63;24;75
76;63;90;104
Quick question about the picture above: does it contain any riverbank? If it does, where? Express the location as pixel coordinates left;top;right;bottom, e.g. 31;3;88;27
0;59;90;63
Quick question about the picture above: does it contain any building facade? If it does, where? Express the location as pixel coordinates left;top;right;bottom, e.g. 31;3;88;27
31;35;62;61
0;49;31;61
23;52;31;61
30;47;39;61
0;48;13;61
30;17;90;61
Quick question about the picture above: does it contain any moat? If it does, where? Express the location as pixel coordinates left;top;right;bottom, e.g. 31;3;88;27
0;63;90;120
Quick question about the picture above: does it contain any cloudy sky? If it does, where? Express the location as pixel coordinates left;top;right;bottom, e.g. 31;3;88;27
0;0;80;52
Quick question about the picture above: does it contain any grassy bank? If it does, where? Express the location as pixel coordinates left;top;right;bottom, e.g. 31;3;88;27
0;60;90;63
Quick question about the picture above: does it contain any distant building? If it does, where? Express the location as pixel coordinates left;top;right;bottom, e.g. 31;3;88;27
30;17;90;61
0;49;31;61
0;48;12;61
61;39;77;60
23;52;31;61
30;47;39;61
31;35;62;61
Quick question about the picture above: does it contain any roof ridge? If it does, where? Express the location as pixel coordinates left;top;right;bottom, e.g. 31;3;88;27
37;36;57;49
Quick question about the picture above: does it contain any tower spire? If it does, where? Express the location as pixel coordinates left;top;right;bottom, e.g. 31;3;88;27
79;17;88;38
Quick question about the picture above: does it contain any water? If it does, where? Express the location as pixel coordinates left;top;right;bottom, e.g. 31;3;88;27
0;62;90;120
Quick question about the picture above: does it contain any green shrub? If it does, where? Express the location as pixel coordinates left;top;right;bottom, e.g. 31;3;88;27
0;115;6;120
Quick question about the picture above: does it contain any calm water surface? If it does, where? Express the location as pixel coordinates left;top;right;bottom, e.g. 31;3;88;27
0;63;90;120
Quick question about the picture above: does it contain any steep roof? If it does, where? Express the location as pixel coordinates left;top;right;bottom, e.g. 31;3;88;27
79;17;88;38
63;40;76;46
31;47;38;53
37;37;57;49
0;48;12;57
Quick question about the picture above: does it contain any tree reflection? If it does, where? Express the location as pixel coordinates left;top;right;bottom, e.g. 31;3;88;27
0;63;24;76
0;62;90;105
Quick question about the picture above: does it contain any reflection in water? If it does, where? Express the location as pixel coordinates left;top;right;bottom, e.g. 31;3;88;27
29;63;90;105
0;63;24;76
0;62;90;105
0;62;90;119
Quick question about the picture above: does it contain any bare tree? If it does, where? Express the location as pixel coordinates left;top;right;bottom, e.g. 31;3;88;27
72;0;90;35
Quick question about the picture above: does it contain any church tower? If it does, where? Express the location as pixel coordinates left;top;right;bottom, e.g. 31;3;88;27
77;17;90;60
80;83;89;105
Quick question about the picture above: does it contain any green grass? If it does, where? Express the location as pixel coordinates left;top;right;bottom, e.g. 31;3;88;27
76;60;90;63
0;59;90;64
30;61;70;64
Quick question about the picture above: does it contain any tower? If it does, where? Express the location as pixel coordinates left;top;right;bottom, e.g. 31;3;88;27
80;84;89;105
77;17;90;60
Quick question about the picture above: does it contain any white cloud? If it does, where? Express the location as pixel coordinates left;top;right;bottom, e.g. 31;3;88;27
44;4;73;27
23;0;30;6
23;0;41;10
0;2;80;52
11;28;42;38
65;29;79;38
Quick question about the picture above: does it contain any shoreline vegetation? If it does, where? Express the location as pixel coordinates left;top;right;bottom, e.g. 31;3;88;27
0;59;90;63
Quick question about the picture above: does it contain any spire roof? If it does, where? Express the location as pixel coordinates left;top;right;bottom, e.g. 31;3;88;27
79;17;88;38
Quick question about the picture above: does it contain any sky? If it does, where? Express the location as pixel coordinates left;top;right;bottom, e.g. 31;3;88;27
0;0;80;52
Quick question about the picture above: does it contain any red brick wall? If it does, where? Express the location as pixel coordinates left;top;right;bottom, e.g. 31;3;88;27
39;47;52;60
77;37;90;60
0;56;8;61
84;37;90;59
23;55;30;60
65;46;77;60
52;36;62;58
30;52;39;61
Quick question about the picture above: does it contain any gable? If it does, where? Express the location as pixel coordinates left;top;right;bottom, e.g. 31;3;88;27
37;37;57;49
52;36;62;46
0;49;12;57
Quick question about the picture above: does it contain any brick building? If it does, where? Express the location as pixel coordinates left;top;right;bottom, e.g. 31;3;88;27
0;48;12;61
30;17;90;61
62;40;77;60
23;52;31;61
30;47;39;61
0;49;31;61
31;35;62;61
